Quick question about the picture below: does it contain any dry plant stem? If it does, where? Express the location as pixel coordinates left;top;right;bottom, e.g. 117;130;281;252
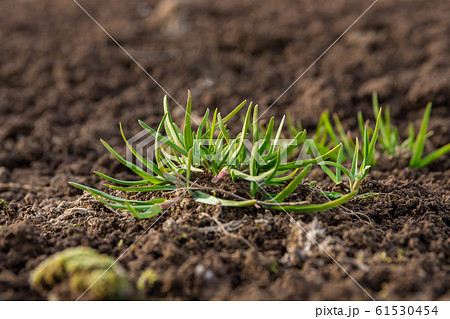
200;207;254;249
186;184;248;201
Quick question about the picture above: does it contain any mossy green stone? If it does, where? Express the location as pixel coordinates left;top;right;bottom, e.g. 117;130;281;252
30;246;130;300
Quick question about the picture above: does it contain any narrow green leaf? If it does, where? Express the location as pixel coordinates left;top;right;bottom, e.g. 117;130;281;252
335;146;343;183
163;96;185;149
249;141;259;198
271;164;312;203
367;107;382;165
217;113;231;144
93;171;149;186
138;120;188;156
268;168;298;184
125;201;162;219
100;139;165;184
417;143;450;168
186;149;193;185
332;114;353;158
351;138;359;177
357;111;365;139
259;117;274;155
322;113;339;146
183;90;193;150
410;103;432;167
286;130;307;155
277;143;342;170
263;149;281;185
222;100;247;123
105;184;177;192
119;123;164;178
69;182;165;206
209;108;218;148
229;103;252;163
269;115;285;153
266;190;357;213
252;104;259;143
195;108;210;139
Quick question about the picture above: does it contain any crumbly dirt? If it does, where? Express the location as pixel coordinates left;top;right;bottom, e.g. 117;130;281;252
0;0;449;300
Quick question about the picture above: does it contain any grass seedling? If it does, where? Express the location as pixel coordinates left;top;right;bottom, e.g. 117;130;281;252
371;93;450;168
70;92;367;218
293;92;450;170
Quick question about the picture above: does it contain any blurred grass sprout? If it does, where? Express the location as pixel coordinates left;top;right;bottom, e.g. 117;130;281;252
291;93;450;169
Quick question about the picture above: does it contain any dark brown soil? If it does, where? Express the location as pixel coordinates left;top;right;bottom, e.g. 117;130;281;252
0;0;449;300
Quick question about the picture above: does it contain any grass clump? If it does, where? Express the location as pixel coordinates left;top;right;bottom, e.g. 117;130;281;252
294;93;450;169
70;92;377;218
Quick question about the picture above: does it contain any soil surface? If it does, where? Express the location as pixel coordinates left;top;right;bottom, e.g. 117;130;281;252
0;0;449;300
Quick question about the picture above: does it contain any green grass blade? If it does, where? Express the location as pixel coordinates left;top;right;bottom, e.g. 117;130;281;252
125;201;162;219
195;108;210;139
93;171;149;186
200;100;247;140
269;115;285;153
209;108;218;147
385;106;392;153
322;161;354;182
159;147;181;172
367;108;382;165
322;113;339;146
277;143;342;170
163;96;185;149
229;103;252;164
217;113;231;144
286;113;301;136
138;120;188;156
271;164;312;203
263;149;281;185
183;90;193;150
266;190;357;213
268;168;298;184
361;126;369;167
332;113;353;158
222;100;247;123
351;138;359;177
357;111;365;138
286;130;307;155
228;165;277;183
105;184;177;192
69;182;165;205
335;146;343;183
100;139;165;184
410;103;432;167
314;112;327;143
186;149;193;186
321;165;337;184
417;143;450;168
252;104;259;143
119;123;164;178
87;193;158;211
249;141;259;198
259;117;274;155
